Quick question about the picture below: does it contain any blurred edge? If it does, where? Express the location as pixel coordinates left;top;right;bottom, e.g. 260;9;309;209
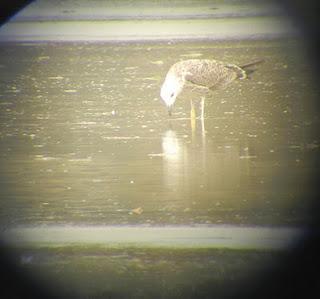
0;0;33;26
281;0;320;78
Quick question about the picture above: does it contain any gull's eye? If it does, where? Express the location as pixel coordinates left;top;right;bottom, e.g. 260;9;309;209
170;92;175;98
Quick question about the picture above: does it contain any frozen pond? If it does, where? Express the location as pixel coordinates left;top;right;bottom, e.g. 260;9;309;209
0;39;318;227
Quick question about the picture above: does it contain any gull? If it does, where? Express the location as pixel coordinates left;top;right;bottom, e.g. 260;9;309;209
160;58;264;118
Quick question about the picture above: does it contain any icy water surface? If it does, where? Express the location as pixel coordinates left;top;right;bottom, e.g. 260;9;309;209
0;39;319;227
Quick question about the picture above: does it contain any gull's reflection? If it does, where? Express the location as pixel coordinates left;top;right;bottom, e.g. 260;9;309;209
162;129;181;160
161;124;208;198
161;129;185;194
161;120;255;204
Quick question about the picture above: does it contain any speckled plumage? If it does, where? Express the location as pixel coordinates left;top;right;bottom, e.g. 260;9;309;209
169;59;246;90
160;58;263;116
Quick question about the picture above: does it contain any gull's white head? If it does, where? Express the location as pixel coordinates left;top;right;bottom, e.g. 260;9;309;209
160;74;184;115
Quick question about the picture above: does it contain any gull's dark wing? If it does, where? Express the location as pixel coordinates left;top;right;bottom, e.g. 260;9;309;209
183;59;241;90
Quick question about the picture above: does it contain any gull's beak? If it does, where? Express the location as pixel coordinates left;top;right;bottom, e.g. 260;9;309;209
167;105;172;116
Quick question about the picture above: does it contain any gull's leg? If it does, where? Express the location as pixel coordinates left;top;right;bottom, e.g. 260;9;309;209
190;98;196;119
190;99;196;135
201;113;205;134
200;97;206;135
200;96;205;119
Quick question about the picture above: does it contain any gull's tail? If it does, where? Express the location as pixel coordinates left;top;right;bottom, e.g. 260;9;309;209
240;59;264;78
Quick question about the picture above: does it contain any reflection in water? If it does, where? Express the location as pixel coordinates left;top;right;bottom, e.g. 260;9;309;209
0;40;318;227
162;129;184;196
162;130;181;159
162;123;252;208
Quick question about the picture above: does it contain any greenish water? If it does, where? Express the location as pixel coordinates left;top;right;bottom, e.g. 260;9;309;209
0;39;319;227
